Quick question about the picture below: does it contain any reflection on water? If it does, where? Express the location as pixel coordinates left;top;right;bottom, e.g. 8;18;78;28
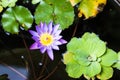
0;64;28;80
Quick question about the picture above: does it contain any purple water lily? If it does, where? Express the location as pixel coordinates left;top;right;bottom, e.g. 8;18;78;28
29;22;67;60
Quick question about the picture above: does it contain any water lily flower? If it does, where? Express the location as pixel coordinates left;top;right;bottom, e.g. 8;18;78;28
29;22;67;60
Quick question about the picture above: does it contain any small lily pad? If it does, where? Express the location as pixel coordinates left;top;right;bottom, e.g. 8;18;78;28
100;49;118;66
83;62;101;77
113;52;120;69
97;66;113;80
66;63;83;78
63;51;75;64
1;6;33;34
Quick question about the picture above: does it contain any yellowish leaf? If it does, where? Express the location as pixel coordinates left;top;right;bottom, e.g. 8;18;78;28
0;5;3;12
78;0;107;19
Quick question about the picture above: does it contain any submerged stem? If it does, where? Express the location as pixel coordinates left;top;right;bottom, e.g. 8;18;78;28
21;33;36;80
42;60;61;80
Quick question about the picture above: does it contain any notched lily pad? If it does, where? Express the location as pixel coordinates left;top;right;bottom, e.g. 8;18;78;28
1;6;33;34
35;0;74;30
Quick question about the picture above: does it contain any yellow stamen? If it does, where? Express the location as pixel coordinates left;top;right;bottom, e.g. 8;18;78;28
40;33;53;46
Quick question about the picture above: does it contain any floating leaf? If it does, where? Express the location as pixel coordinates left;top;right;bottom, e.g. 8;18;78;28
82;32;99;40
35;1;53;25
83;62;101;78
100;49;118;66
81;32;106;57
64;32;107;79
70;32;106;57
113;52;120;69
0;0;17;8
32;0;41;4
97;66;113;80
35;0;74;29
69;0;81;6
74;50;90;66
78;0;107;19
67;37;82;53
63;51;84;78
63;52;75;64
66;63;83;78
1;6;33;34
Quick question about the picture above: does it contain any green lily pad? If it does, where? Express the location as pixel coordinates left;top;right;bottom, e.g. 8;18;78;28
67;37;82;53
67;33;106;58
82;32;99;40
1;6;33;34
64;32;112;79
0;0;17;8
63;51;76;64
35;1;53;25
74;50;90;66
113;52;120;69
66;32;106;65
35;0;74;30
100;49;118;66
63;51;84;78
97;66;113;80
66;63;83;78
83;62;101;77
81;32;106;57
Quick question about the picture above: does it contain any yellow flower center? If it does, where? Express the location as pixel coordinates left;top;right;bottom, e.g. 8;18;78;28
40;33;53;46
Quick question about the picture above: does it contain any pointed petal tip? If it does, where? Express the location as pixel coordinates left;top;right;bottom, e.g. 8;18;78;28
29;30;39;37
30;42;39;50
47;49;54;60
59;39;67;44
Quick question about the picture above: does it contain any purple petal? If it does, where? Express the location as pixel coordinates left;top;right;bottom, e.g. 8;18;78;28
30;42;39;50
52;45;59;50
32;36;39;42
40;22;44;31
59;39;67;44
38;43;43;48
47;48;54;60
53;41;62;45
52;24;60;34
40;47;46;54
48;22;53;34
54;30;62;36
43;23;48;32
29;30;39;37
36;26;42;34
54;36;62;40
